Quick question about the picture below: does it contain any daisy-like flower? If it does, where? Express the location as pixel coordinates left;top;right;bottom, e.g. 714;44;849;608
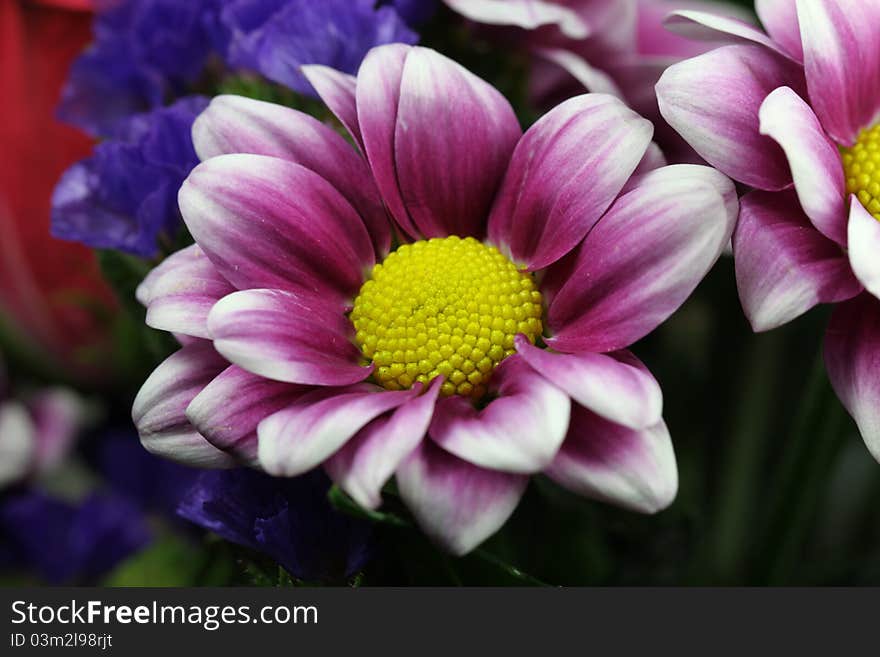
655;0;880;463
133;44;736;554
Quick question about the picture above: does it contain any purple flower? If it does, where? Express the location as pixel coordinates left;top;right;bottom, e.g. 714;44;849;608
51;96;208;257
0;491;151;583
178;469;373;582
221;0;418;96
133;45;738;555
655;0;880;464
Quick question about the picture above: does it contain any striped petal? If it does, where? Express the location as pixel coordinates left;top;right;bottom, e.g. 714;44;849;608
847;198;880;301
755;0;803;61
300;65;363;149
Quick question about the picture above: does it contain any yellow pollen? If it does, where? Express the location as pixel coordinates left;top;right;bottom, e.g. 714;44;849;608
350;236;543;398
841;122;880;221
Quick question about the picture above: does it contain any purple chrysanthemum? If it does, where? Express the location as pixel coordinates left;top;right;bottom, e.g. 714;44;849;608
133;44;737;554
655;0;880;463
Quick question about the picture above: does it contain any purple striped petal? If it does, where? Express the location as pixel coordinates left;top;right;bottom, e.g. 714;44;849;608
393;47;522;239
429;356;570;474
547;165;737;353
179;154;374;303
545;404;678;514
797;0;880;146
825;294;880;462
848;198;880;300
131;342;236;468
759;87;847;244
300;65;363;149
656;44;804;190
186;365;309;465
137;245;235;339
396;438;528;555
258;385;417;477
733;190;862;331
515;337;662;430
356;44;419;238
664;10;792;59
324;378;442;510
0;402;35;487
443;0;590;38
755;0;803;61
192;95;390;256
207;288;371;386
534;48;624;97
488;94;653;271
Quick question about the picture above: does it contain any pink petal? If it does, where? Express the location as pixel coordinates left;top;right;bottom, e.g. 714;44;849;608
137;245;235;340
656;44;805;190
488;94;653;271
847;198;880;301
179;153;374;303
545;404;678;513
192;95;390;256
515;336;662;430
207;288;371;386
300;65;363;149
0;402;35;487
355;44;419;238
755;0;803;61
533;48;624;97
797;0;880;146
396;438;528;555
733;190;862;331
131;342;236;468
325;378;442;510
547;164;737;353
664;10;792;59
391;47;521;238
27;388;86;475
442;0;590;38
186;365;309;465
759;86;847;244
825;294;880;462
258;385;417;477
429;356;570;474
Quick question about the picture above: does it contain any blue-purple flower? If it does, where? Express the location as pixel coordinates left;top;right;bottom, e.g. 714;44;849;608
178;469;373;582
51;96;208;257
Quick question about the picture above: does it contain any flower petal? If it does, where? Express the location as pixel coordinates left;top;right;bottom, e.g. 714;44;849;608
664;10;792;59
758;86;846;244
847;198;880;301
797;0;880;146
733;190;862;331
489;94;653;271
179;153;374;303
300;65;363;149
396;438;528;555
755;0;803;61
515;336;662;430
131;342;236;468
137;245;235;339
442;0;590;38
186;365;309;465
192;95;390;256
545;405;678;514
429;356;570;474
825;294;880;462
258;385;417;477
533;48;624;97
325;378;442;509
393;47;522;239
207;288;371;386
547;164;736;353
0;402;35;487
656;44;804;190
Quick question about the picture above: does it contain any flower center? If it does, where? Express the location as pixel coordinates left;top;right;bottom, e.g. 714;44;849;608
350;236;543;398
841;122;880;221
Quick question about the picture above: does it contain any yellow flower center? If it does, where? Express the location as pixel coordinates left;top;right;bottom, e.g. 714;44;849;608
350;236;543;398
841;122;880;221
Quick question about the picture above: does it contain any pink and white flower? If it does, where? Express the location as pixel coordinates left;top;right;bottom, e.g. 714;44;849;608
133;44;736;554
656;0;880;462
441;0;751;159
